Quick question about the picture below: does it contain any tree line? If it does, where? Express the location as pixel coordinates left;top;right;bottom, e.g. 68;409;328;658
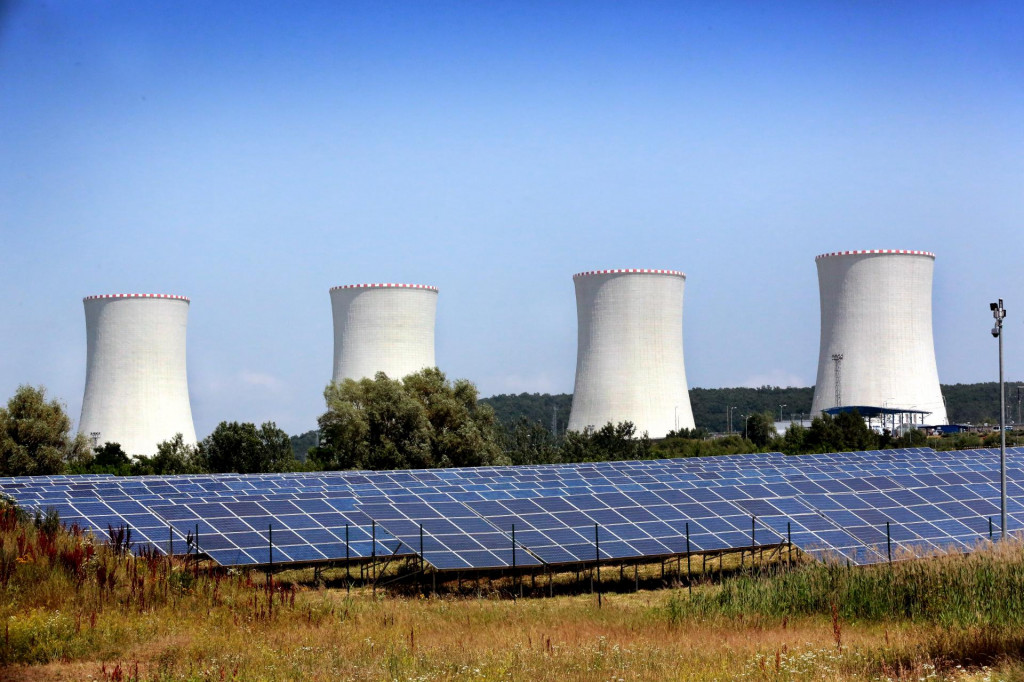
480;381;1024;434
3;374;1022;478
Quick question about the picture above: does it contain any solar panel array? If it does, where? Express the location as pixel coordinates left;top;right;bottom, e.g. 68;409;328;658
2;447;1023;571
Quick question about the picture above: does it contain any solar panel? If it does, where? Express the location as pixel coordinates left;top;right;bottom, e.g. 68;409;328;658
7;447;1024;570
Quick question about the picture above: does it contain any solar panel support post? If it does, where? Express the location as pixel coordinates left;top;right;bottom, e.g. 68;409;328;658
419;524;425;598
787;522;792;568
268;524;273;582
686;522;692;596
886;522;892;564
512;524;520;599
990;517;994;541
195;523;200;579
168;524;173;568
594;523;601;608
345;524;350;596
751;516;755;573
372;520;377;597
634;563;638;592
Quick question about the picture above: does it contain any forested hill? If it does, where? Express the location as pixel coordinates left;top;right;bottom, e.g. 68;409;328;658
480;381;1023;434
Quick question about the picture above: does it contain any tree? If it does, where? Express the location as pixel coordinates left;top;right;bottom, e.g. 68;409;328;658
743;412;777;447
132;434;205;475
0;385;91;476
404;369;504;468
200;421;295;473
562;421;652;463
311;369;505;471
501;418;562;466
75;442;132;475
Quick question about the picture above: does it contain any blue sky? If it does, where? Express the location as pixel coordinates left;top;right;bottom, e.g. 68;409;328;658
1;1;1022;438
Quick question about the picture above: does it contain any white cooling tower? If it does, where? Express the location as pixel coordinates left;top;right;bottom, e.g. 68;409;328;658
79;293;197;456
567;269;695;438
811;250;947;424
330;283;438;383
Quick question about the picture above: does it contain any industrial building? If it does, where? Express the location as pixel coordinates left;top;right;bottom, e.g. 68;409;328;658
330;283;438;383
810;250;948;426
78;293;197;456
567;269;695;438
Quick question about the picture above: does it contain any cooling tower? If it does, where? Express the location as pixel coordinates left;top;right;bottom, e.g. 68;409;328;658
567;269;695;438
330;283;438;383
811;250;947;424
79;294;197;456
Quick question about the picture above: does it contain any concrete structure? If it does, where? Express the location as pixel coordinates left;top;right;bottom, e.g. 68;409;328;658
79;293;197;455
567;269;695;438
811;250;948;425
330;283;438;383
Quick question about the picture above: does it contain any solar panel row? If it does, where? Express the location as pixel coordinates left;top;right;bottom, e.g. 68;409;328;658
2;447;1022;570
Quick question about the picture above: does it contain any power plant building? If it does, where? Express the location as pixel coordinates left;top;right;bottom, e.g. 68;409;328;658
810;250;948;425
79;293;197;456
567;269;695;438
330;283;438;383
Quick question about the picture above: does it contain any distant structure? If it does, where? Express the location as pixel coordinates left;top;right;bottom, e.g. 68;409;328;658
330;283;438;383
567;269;695;438
79;294;197;456
811;250;948;425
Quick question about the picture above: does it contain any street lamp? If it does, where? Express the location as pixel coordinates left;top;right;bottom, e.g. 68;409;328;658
991;299;1007;539
779;404;787;423
728;406;738;434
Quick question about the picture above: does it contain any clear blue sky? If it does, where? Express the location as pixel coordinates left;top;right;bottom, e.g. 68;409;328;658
1;1;1022;438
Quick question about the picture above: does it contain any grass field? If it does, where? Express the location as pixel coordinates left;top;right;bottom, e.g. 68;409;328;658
2;507;1023;681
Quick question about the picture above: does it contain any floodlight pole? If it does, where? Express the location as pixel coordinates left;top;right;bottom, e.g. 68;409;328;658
992;299;1007;539
780;404;787;423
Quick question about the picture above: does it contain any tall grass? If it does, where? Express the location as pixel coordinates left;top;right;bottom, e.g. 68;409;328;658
3;504;1023;680
0;505;302;666
668;539;1024;628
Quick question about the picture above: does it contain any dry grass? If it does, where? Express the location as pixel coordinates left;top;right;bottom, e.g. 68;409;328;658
1;508;1022;681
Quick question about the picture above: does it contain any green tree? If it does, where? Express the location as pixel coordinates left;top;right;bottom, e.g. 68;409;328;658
200;421;295;473
132;434;205;475
501;418;562;466
562;421;652;463
311;369;504;471
72;442;132;475
743;412;777;447
0;385;91;476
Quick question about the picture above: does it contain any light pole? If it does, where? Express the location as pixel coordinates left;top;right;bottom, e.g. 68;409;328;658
991;299;1007;539
779;404;787;423
728;406;738;435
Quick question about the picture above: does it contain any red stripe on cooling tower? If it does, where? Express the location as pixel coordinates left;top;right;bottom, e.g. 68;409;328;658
573;268;686;278
83;294;190;302
329;283;439;292
815;250;936;260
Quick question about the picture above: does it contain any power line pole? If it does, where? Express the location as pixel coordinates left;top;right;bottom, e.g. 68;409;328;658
832;354;844;408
